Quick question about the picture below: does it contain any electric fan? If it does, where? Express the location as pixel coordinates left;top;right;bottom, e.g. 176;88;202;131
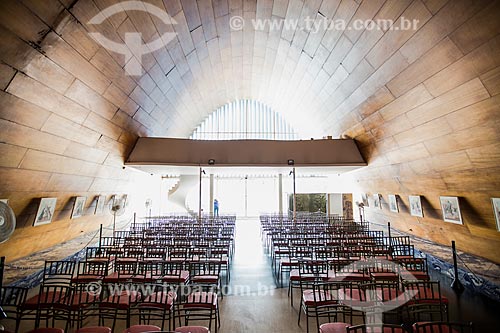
0;201;15;244
108;195;126;235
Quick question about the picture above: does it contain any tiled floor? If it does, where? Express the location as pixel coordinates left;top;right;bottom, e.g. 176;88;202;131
3;217;500;332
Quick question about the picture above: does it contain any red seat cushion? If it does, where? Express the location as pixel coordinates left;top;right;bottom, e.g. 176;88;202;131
370;272;399;281
75;327;112;333
138;291;175;309
191;275;219;284
413;323;460;333
175;326;209;333
161;270;190;283
100;291;140;309
319;322;349;333
289;269;300;281
22;291;67;310
123;325;160;333
26;329;65;333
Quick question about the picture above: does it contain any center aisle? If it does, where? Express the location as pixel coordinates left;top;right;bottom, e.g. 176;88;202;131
218;217;305;333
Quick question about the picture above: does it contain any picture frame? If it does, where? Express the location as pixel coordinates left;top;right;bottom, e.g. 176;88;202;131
34;198;57;226
440;196;463;224
491;198;500;231
409;195;424;218
373;194;381;209
388;194;398;213
71;196;86;219
95;195;106;215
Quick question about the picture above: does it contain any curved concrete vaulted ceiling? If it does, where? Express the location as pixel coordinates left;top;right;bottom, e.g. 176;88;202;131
1;0;500;263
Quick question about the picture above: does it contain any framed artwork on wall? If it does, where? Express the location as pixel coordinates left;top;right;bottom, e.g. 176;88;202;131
491;198;500;231
34;198;57;226
388;194;398;213
71;196;86;219
373;194;381;209
440;196;463;224
409;195;424;218
95;195;106;215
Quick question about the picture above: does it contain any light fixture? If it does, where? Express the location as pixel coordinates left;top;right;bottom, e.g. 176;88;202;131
287;159;295;165
208;159;215;165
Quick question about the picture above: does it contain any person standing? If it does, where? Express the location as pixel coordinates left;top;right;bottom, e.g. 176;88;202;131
214;199;219;216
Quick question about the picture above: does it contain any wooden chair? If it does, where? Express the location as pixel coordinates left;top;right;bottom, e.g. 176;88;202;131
178;291;219;333
402;280;448;322
0;286;28;333
134;283;176;331
299;281;351;333
98;283;140;331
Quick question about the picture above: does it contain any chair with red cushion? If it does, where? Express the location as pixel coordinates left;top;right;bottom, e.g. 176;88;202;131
189;262;222;299
178;292;219;333
412;322;474;333
298;281;350;333
0;286;29;333
403;280;448;322
134;283;176;331
98;282;141;332
75;327;111;333
122;324;161;333
361;282;405;323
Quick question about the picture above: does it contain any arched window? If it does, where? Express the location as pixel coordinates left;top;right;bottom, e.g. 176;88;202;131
190;100;298;140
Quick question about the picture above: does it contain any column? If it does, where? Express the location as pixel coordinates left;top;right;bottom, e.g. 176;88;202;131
278;174;283;215
209;174;214;216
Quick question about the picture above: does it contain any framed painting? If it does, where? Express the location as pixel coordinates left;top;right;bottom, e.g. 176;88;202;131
388;194;398;213
34;198;57;226
71;196;86;219
440;196;462;224
409;195;424;218
491;198;500;231
95;195;106;215
373;194;381;209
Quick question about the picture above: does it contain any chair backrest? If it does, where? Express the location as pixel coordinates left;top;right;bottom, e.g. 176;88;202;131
298;259;328;278
361;282;402;304
77;260;108;278
43;261;76;285
1;286;28;307
190;262;221;277
413;322;474;333
1;286;29;319
403;280;442;301
347;323;407;332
